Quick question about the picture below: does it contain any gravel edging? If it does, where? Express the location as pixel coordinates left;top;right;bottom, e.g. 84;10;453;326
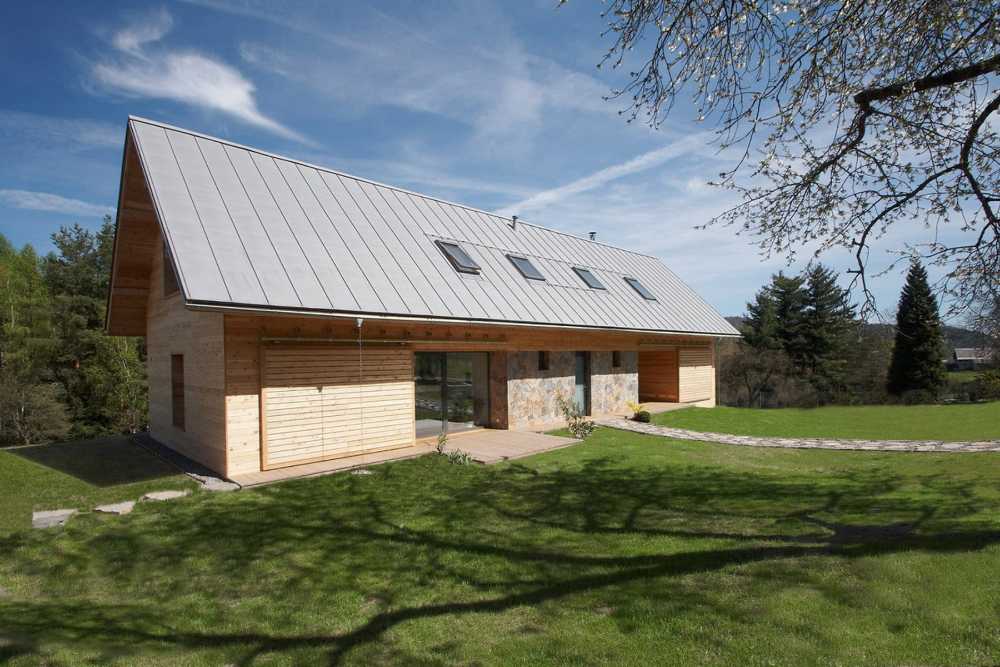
596;418;1000;453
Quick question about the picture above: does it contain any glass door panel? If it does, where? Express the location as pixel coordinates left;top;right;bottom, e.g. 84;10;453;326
574;351;590;415
414;352;445;438
446;352;490;433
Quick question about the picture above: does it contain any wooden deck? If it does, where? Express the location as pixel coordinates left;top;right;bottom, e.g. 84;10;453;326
229;429;581;486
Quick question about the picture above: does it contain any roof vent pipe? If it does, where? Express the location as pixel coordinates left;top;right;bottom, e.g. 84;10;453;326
588;231;597;241
511;214;518;230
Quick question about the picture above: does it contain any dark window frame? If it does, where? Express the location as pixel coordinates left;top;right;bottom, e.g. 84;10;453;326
612;351;622;368
171;354;185;431
507;254;546;281
435;240;481;274
624;277;657;301
538;351;550;371
572;267;606;290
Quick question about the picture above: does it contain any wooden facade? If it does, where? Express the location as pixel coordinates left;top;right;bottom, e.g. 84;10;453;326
108;121;729;480
137;239;719;477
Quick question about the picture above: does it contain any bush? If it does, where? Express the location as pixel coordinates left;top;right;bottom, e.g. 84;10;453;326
557;394;596;439
973;370;1000;401
634;411;651;423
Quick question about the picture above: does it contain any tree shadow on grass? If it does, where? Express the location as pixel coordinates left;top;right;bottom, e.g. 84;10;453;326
2;454;1000;664
8;436;181;487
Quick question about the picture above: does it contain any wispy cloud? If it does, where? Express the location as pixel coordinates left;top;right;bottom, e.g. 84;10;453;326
0;110;121;150
497;133;713;216
202;2;618;155
0;189;112;217
91;9;310;144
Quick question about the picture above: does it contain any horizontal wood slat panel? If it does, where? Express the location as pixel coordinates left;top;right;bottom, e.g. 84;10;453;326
638;350;678;402
262;346;415;469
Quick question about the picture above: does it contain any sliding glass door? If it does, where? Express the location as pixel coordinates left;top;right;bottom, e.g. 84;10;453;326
414;352;490;438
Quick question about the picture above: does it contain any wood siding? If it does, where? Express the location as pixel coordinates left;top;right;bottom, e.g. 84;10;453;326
146;232;226;473
638;350;679;402
223;312;720;476
679;346;716;406
261;345;414;469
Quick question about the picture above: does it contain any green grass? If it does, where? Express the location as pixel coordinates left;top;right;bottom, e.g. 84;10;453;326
2;428;999;665
652;402;1000;441
0;436;198;534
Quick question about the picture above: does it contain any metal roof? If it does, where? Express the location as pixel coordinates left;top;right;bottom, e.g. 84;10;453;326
127;116;739;336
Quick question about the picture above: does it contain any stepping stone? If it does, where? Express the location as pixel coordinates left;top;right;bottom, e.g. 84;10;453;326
142;490;190;502
32;509;77;529
94;501;136;515
190;474;240;492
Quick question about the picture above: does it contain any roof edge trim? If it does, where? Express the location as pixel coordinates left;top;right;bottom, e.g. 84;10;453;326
183;299;743;338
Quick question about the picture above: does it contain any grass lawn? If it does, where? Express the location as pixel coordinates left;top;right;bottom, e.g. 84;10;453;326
0;436;198;534
652;402;1000;441
2;428;999;665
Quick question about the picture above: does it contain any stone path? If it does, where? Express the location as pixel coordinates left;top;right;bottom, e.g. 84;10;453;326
32;509;78;529
596;418;1000;453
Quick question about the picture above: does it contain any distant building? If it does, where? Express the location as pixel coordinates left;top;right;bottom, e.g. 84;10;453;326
949;348;994;371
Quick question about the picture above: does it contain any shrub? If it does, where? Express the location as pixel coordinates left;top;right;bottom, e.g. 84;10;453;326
446;449;472;465
435;431;448;455
556;394;596;439
634;411;651;423
973;370;1000;401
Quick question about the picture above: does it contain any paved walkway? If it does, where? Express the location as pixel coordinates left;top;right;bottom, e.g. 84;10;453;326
596;418;1000;453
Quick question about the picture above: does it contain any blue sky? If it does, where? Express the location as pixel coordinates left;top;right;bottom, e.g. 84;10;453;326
0;0;935;318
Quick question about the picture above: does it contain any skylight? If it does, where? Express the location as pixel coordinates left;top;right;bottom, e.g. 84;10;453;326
436;240;481;274
507;254;545;281
624;277;657;300
573;267;606;290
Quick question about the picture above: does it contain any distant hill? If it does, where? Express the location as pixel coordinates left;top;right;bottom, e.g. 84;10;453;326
723;316;988;352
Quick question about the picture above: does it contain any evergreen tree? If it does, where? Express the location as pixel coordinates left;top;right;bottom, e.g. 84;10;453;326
887;260;946;397
0;238;67;445
770;273;810;367
43;217;146;437
742;287;781;350
803;264;857;401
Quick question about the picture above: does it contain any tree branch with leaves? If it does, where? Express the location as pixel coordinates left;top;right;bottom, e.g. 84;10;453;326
588;0;1000;317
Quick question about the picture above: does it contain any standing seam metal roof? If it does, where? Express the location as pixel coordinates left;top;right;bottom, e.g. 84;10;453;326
127;116;739;336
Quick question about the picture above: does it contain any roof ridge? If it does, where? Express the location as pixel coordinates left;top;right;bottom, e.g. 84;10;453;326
126;115;662;262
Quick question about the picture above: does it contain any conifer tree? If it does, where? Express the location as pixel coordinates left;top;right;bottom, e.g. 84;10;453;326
803;264;856;401
770;273;809;367
887;260;946;397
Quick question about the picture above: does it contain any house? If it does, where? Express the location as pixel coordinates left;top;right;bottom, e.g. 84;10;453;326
105;117;740;479
949;348;994;371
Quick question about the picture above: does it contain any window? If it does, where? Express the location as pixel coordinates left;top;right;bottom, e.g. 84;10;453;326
612;351;622;368
171;354;185;430
624;277;657;300
163;247;179;296
573;267;606;290
507;254;545;281
538;351;550;371
436;240;481;274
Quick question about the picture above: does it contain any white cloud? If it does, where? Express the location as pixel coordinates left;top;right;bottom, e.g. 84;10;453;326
497;133;713;216
0;110;121;150
92;10;310;144
0;189;112;217
112;7;173;56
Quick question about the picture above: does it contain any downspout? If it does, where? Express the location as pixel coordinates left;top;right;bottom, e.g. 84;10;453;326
357;317;364;465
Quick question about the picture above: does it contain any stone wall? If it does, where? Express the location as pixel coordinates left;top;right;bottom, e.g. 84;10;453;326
506;350;638;429
590;351;638;415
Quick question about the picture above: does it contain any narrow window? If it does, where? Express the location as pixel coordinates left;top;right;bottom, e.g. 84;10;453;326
612;351;622;368
163;247;179;296
171;354;185;430
436;240;481;274
624;277;657;301
538;351;550;371
507;254;546;281
573;267;606;290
